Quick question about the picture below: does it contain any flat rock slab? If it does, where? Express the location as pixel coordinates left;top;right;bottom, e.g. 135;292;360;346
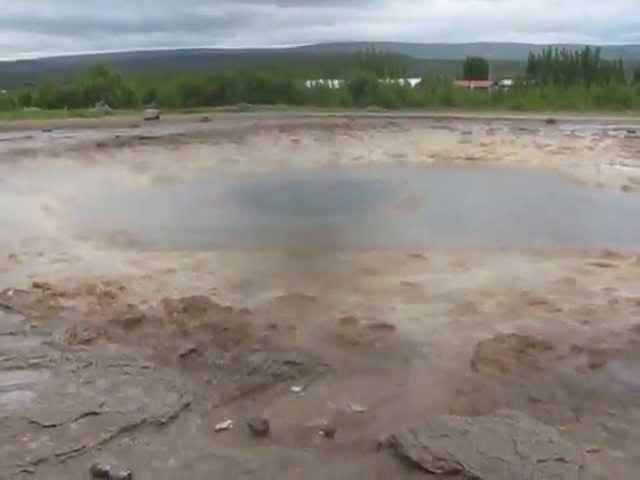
0;317;191;479
382;410;584;479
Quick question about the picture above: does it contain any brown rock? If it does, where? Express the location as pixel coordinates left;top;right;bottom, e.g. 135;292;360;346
382;410;583;479
32;281;54;291
247;417;270;437
112;469;134;480
338;316;360;327
89;462;112;479
319;424;337;439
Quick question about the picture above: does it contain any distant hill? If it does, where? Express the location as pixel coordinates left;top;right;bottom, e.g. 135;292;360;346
1;41;638;88
295;42;640;62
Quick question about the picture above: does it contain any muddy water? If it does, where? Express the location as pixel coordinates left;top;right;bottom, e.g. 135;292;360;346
3;164;640;251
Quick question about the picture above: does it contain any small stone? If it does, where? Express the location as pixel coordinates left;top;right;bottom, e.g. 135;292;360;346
143;109;161;121
545;118;558;125
89;462;112;479
247;417;270;437
178;344;199;359
112;470;134;480
290;385;305;394
199;116;212;123
348;402;368;413
214;419;233;432
585;445;602;454
319;424;337;439
32;281;54;291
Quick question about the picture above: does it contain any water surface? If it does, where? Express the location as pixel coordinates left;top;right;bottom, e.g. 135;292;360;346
64;165;640;251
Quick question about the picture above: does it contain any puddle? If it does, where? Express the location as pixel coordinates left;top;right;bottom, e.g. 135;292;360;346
3;164;640;251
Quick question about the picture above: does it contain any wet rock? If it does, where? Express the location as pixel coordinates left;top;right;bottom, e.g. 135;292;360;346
319;424;337;439
338;316;360;327
177;344;200;360
381;410;584;479
348;402;368;413
31;281;54;291
1;330;191;475
214;419;234;432
588;261;618;269
143;109;160;121
247;417;270;437
471;333;554;375
365;321;396;333
90;462;112;479
112;469;134;480
290;385;305;394
90;463;133;480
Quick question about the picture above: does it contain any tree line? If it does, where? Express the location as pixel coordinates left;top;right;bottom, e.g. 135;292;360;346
0;47;639;113
526;46;627;87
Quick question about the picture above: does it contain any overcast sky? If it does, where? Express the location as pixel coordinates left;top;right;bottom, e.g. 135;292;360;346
1;0;638;59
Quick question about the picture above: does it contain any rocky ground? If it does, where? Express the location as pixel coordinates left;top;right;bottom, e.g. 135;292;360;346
1;113;640;479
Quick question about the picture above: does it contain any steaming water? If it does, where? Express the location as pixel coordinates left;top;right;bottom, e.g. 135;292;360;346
3;164;640;251
66;165;640;251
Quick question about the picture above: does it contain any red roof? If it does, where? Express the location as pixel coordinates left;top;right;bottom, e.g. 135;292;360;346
453;80;495;88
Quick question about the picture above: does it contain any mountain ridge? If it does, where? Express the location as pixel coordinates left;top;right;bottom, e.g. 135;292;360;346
1;41;639;88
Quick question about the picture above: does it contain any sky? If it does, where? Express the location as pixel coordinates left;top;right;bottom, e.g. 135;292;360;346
0;0;639;60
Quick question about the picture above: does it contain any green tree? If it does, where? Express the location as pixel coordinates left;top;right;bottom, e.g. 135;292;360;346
527;46;626;88
17;90;33;108
346;70;380;106
0;91;16;111
633;68;640;84
34;81;59;109
462;57;490;81
75;64;137;108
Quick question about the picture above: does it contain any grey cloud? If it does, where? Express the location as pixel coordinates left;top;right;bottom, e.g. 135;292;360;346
0;0;637;59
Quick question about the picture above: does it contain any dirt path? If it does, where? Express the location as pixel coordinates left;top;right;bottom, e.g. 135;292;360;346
1;114;639;478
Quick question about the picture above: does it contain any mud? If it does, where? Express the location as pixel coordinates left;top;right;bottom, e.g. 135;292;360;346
1;113;640;478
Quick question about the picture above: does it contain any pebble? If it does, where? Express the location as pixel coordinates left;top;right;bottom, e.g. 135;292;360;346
177;344;199;359
348;402;368;413
247;417;270;437
214;419;234;432
319;424;337;439
290;385;305;394
90;463;133;480
89;463;112;479
112;470;134;480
